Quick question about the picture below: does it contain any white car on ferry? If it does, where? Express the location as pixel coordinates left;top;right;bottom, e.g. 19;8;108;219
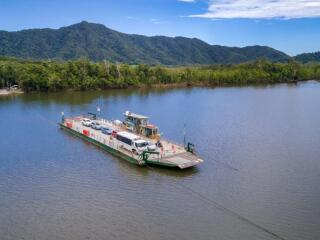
116;131;155;154
81;118;92;127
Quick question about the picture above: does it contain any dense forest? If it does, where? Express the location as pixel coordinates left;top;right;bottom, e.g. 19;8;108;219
1;57;320;92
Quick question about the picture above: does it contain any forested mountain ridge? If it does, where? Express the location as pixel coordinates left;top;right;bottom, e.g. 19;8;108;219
295;52;320;63
0;21;290;65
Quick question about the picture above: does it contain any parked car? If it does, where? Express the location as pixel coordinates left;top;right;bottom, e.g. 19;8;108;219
91;122;102;130
81;118;92;127
133;139;149;153
101;127;113;135
147;141;157;151
116;131;148;154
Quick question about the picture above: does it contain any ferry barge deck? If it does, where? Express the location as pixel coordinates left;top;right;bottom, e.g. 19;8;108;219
59;111;203;169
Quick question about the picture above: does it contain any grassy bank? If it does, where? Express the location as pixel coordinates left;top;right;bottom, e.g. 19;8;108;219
1;57;320;92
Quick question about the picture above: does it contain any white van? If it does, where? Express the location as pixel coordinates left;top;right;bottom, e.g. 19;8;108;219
116;131;148;154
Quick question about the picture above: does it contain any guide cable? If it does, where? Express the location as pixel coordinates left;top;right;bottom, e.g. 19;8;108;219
145;164;287;240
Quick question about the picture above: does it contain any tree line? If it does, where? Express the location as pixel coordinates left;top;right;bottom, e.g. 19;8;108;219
1;57;320;92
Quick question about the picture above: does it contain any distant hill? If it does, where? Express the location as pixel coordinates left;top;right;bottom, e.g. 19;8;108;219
0;21;291;65
294;52;320;63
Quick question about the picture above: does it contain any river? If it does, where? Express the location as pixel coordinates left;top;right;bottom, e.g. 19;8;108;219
0;81;320;240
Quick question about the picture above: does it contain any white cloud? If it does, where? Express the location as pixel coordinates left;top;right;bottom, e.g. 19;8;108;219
178;0;196;2
190;0;320;19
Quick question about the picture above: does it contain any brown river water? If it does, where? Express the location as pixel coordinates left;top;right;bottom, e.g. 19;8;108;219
0;81;320;240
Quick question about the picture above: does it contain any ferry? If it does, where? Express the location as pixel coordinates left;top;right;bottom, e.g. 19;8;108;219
59;111;203;169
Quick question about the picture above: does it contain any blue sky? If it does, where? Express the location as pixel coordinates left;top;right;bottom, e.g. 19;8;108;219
1;0;320;56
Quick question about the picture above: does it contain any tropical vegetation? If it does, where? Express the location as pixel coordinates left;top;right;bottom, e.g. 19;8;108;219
1;57;320;92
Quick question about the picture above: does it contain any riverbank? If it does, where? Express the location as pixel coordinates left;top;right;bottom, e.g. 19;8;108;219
1;79;314;95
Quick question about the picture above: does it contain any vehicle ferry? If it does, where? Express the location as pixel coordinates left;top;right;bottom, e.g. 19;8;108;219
59;111;203;169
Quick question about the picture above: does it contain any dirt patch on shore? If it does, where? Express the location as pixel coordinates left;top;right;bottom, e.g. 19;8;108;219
0;89;24;96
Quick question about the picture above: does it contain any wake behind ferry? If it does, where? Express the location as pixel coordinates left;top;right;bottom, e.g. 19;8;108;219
59;111;203;169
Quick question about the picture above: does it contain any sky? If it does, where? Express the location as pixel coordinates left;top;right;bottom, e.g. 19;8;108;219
1;0;320;56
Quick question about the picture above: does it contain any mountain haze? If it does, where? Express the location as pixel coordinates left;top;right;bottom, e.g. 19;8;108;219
0;21;290;65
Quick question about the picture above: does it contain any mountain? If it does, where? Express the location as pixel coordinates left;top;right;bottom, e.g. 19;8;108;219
0;21;290;65
294;52;320;63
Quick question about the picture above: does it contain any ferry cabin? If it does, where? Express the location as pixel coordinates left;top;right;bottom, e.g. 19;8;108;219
124;111;159;139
